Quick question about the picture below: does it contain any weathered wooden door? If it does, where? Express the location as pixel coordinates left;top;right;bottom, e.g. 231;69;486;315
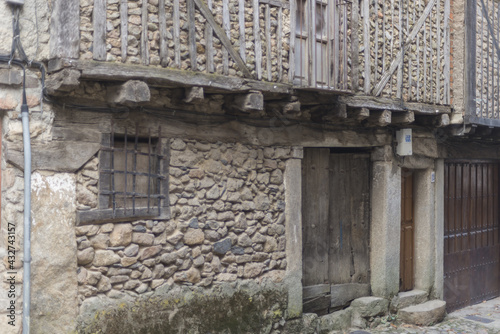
302;148;370;314
444;161;500;312
400;170;414;292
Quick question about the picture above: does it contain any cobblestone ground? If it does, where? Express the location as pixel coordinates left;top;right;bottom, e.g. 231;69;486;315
351;316;496;334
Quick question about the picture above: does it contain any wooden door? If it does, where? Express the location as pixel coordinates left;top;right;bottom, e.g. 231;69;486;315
400;170;414;292
302;148;370;314
444;161;500;312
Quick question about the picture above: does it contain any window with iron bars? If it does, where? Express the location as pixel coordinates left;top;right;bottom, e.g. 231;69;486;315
77;125;170;224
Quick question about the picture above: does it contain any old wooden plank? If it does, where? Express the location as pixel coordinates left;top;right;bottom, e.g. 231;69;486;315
363;0;370;93
373;0;438;96
223;0;230;75
351;0;360;92
330;283;370;309
259;0;290;9
6;141;100;173
349;155;370;284
49;0;80;59
444;0;450;104
277;7;283;81
423;12;428;100
265;4;272;81
303;295;330;314
141;0;150;65
239;0;246;63
289;0;296;83
485;0;490;117
188;0;197;71
466;0;477;117
374;1;379;85
120;0;128;62
77;207;170;225
194;0;254;78
174;0;181;67
205;0;214;72
329;154;352;283
302;148;331;286
429;2;434;102
72;60;292;93
416;0;421;100
159;0;168;66
253;0;263;79
303;284;331;299
339;95;452;114
93;0;107;61
390;0;395;93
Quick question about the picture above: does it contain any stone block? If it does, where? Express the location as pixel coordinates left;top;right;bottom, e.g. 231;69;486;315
397;300;446;326
0;68;22;86
350;296;389;317
390;289;428;312
317;308;352;333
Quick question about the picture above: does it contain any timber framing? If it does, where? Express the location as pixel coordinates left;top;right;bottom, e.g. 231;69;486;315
47;59;453;118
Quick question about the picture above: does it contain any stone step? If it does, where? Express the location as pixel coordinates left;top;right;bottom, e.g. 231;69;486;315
398;300;447;326
390;289;428;312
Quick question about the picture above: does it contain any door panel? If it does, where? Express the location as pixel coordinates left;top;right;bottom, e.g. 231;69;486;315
302;148;370;314
400;170;414;292
444;161;500;312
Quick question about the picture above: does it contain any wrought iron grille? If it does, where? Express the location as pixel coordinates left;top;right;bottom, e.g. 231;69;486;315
77;122;169;224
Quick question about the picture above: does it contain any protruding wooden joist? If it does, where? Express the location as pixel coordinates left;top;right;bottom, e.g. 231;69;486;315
184;86;204;103
365;110;391;127
282;101;301;115
233;91;264;112
392;111;415;125
349;107;370;121
106;80;151;105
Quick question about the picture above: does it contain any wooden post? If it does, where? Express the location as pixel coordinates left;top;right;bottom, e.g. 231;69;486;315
159;0;168;66
141;0;150;65
93;0;107;61
254;0;262;79
50;0;80;59
188;0;197;71
465;0;477;122
120;0;128;63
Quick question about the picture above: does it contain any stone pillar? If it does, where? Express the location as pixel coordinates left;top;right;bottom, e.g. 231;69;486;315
30;172;78;333
413;169;436;292
433;159;445;299
370;147;401;298
284;147;303;318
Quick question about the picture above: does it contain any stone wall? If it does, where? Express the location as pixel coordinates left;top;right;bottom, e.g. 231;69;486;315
75;138;292;312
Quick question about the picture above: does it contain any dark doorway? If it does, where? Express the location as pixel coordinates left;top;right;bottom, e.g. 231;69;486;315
400;169;415;292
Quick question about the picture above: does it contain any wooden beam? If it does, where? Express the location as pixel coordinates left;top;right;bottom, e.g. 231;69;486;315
106;80;151;105
48;59;292;94
184;86;205;103
193;0;254;78
6;141;100;173
234;91;264;111
392;111;415;124
49;0;80;59
339;95;452;115
365;110;391;127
